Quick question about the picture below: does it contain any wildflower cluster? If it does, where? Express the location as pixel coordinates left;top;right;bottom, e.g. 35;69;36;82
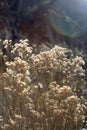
0;40;86;130
31;45;85;95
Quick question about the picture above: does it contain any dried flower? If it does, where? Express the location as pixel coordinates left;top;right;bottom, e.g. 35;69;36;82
0;40;86;130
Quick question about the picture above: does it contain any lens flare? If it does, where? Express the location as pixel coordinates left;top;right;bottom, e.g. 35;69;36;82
48;0;87;37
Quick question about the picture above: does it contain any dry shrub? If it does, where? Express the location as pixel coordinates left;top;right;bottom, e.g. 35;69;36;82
0;39;86;130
